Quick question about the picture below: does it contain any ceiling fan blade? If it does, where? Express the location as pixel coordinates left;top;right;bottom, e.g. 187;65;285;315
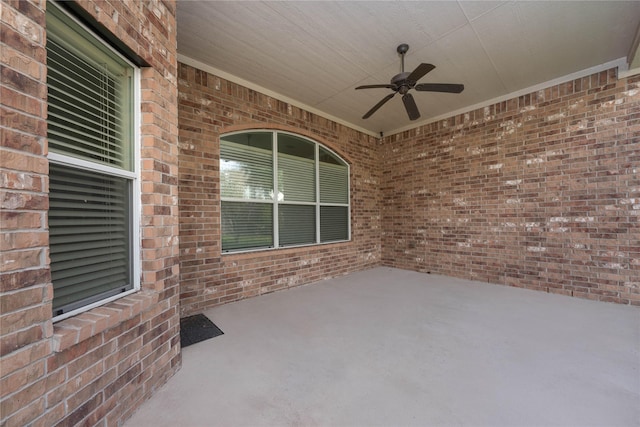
406;63;435;83
402;93;420;120
362;93;396;119
356;84;395;90
415;83;464;93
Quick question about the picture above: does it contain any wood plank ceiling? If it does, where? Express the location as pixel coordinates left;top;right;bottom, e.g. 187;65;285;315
177;1;640;135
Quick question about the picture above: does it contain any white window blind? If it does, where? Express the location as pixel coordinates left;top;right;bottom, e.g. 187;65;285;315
47;5;132;170
277;154;315;203
277;135;315;203
319;147;349;242
220;142;272;200
319;161;349;204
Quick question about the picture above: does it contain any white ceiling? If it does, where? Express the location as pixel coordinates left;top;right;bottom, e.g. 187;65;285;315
177;1;640;136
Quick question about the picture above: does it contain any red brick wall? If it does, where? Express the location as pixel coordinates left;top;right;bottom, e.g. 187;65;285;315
178;63;382;316
1;1;180;425
381;69;640;305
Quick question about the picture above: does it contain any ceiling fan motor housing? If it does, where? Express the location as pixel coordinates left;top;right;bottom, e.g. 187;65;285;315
392;72;412;94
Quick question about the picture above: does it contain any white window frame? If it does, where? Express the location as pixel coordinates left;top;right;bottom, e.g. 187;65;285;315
48;2;141;322
220;130;351;254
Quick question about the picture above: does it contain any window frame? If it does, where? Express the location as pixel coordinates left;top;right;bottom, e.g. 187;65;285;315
47;1;141;322
220;130;351;254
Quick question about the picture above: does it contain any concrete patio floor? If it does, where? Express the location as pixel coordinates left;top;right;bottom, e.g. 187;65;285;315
126;267;640;427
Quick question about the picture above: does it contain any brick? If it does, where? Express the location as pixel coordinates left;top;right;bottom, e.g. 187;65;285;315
0;21;45;63
0;247;44;273
0;266;51;292
0;44;44;81
0;151;49;174
53;392;103;427
1;85;44;116
59;318;95;343
1;396;45;427
0;340;49;377
0;285;46;314
0;106;46;135
0;170;45;193
1;210;44;235
0;374;46;417
1;2;44;44
0;359;45;398
0;304;49;335
0;189;48;211
31;402;65;427
65;363;107;411
1;129;44;155
50;325;79;354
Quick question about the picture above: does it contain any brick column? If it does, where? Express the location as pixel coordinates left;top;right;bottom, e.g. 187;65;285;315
1;0;53;425
1;1;181;425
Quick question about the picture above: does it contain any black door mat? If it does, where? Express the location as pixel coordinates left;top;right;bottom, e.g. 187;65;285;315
180;314;224;348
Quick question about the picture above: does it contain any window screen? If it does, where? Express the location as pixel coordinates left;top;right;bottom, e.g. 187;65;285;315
49;164;132;312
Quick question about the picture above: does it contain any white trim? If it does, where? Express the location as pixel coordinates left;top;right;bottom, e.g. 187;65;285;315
315;143;321;243
47;152;137;179
387;57;629;136
52;289;138;323
279;201;319;207
178;54;379;138
618;67;640;79
221;197;274;204
272;131;279;248
318;202;349;207
131;66;142;296
221;239;350;255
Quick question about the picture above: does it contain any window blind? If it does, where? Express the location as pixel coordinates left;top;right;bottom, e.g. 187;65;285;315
279;204;316;246
320;206;349;242
220;141;273;200
46;7;132;171
319;161;349;204
221;201;273;251
277;153;315;202
49;164;132;314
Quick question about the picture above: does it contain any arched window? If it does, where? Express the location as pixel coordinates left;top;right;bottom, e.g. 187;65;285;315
220;131;350;252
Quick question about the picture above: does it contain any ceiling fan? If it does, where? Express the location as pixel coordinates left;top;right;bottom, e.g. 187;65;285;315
356;44;464;121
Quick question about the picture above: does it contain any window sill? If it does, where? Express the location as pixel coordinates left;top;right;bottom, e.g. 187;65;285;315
51;291;158;352
221;239;351;258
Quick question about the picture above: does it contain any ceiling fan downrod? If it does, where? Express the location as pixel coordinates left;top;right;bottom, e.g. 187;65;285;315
397;43;409;74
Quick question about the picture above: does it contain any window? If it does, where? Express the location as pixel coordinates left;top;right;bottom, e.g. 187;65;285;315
46;3;139;319
220;131;350;252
